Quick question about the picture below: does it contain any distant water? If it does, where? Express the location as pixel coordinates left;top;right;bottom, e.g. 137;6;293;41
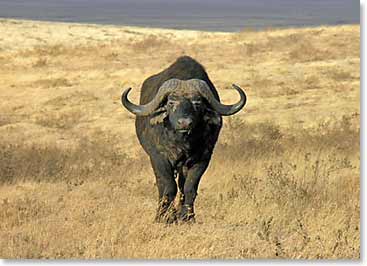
0;0;359;32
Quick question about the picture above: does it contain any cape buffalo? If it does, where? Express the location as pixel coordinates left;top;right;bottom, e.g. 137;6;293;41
121;56;247;223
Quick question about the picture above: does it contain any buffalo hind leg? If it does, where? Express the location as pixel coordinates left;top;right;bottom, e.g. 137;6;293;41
150;153;177;223
180;161;209;222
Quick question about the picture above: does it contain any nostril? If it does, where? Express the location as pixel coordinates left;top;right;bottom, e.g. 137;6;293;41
178;118;193;128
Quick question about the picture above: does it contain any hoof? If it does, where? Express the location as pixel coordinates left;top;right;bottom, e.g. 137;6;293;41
155;212;177;224
179;204;195;223
155;198;178;224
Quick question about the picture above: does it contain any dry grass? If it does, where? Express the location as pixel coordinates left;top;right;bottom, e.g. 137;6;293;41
0;19;360;259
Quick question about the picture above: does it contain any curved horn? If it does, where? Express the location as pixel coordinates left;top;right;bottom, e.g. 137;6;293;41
121;79;179;116
190;79;247;116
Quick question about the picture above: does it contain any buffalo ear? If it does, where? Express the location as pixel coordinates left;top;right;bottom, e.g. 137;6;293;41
149;107;168;125
204;109;221;126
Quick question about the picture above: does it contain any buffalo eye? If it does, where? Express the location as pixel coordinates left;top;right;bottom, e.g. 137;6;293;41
167;100;178;108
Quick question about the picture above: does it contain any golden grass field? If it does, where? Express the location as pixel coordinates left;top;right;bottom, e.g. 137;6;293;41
0;19;360;259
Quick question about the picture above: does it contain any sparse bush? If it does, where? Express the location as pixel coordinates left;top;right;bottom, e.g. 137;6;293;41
34;109;82;129
218;118;284;160
241;42;264;57
34;44;68;57
129;35;172;53
33;77;72;89
33;57;48;67
325;68;355;81
0;115;12;126
267;33;307;52
303;75;320;90
288;41;325;62
252;75;274;93
0;137;130;184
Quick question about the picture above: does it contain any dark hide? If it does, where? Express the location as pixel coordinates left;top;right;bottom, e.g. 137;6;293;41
135;56;222;222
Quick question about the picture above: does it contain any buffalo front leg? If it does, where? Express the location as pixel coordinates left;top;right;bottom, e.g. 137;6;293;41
149;153;177;223
180;161;209;222
176;166;187;216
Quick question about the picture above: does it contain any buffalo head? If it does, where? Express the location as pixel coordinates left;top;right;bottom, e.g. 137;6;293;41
121;79;247;133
